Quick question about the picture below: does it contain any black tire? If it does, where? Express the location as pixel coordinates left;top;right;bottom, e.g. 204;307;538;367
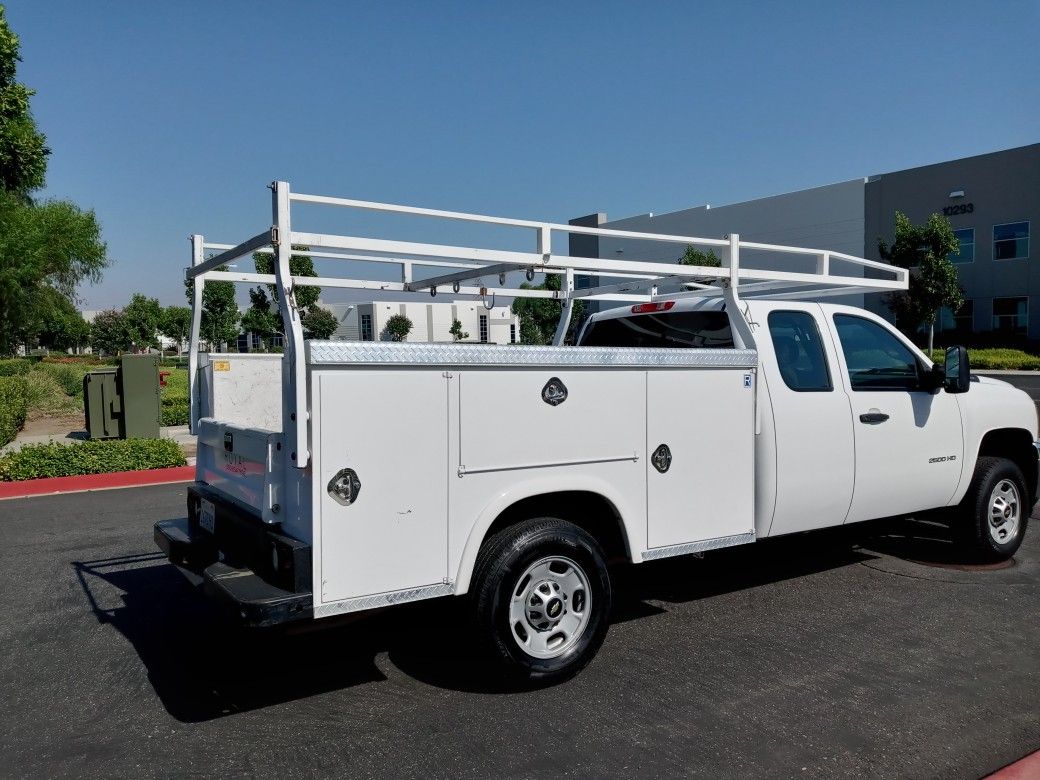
956;456;1029;561
471;517;611;684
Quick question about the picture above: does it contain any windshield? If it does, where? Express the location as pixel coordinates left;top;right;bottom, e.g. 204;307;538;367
579;311;733;348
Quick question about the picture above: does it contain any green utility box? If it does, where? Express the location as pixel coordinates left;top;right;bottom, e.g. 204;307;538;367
83;355;161;440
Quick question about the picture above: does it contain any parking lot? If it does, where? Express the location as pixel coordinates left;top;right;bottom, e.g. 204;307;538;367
1;484;1038;779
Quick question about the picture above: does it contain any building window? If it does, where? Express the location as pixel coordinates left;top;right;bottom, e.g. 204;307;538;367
948;228;974;264
935;300;974;335
479;315;489;343
360;314;373;341
992;297;1028;334
509;323;516;344
993;222;1029;261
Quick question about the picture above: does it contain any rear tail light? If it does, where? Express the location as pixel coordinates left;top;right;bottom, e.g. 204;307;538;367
631;301;676;314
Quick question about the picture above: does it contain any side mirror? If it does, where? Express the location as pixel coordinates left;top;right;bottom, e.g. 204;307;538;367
944;345;970;393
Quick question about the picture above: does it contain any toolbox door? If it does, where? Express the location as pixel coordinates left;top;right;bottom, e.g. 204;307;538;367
646;369;755;549
316;369;448;603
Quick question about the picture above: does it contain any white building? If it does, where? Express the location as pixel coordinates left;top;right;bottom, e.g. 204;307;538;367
325;301;521;344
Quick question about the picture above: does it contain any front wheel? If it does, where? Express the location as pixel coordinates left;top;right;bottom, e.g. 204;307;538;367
956;456;1029;561
471;518;611;684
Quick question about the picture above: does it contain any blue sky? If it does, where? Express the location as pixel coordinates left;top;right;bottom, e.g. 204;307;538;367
8;0;1039;309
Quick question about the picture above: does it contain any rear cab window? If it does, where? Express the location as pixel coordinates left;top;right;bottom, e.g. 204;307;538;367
579;308;733;348
767;310;832;391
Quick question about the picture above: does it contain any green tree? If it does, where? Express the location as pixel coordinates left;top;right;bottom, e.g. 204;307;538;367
301;305;338;339
243;246;325;348
159;305;191;353
0;194;107;354
0;6;48;199
239;286;280;349
449;318;469;342
89;309;133;355
879;212;964;353
184;265;239;349
385;313;412;342
678;245;722;267
511;273;585;345
35;290;89;352
252;246;321;309
123;293;162;350
0;9;108;354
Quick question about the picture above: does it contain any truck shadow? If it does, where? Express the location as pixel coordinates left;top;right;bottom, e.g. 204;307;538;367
72;520;923;720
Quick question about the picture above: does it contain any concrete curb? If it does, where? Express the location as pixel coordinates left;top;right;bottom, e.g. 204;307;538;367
0;465;194;501
986;750;1040;778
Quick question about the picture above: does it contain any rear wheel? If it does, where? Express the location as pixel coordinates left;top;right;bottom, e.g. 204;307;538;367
956;456;1029;561
471;518;611;684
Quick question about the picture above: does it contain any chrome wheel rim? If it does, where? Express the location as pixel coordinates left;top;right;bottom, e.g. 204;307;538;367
988;479;1021;546
508;556;591;660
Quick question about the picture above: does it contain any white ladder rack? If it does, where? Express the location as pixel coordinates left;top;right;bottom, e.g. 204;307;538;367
186;181;908;468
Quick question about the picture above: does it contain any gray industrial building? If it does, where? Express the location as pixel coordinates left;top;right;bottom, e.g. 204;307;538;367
572;143;1038;342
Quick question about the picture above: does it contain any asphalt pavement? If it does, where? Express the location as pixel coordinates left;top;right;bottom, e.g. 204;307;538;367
1;484;1038;778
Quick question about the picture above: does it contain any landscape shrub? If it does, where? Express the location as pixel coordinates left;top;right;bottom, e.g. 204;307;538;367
21;369;81;417
0;438;186;481
0;358;33;376
42;355;106;366
922;347;1040;371
36;362;88;397
968;348;1040;371
161;399;189;426
0;376;29;446
160;368;189;426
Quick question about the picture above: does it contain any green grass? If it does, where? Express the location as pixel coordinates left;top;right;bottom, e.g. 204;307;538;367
921;347;1040;371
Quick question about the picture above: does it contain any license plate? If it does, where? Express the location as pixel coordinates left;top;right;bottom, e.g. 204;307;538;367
199;498;216;533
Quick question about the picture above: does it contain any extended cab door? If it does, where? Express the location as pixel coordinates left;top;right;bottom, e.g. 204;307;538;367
757;303;856;535
825;311;963;523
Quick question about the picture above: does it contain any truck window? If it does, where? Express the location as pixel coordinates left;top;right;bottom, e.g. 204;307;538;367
767;311;832;391
833;314;920;391
579;311;733;348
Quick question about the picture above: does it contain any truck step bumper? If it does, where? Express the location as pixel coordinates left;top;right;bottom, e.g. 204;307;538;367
155;517;313;627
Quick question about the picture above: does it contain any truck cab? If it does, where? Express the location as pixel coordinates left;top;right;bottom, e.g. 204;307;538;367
579;297;1038;549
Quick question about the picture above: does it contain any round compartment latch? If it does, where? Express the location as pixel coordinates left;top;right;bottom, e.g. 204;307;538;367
651;444;672;473
327;468;362;506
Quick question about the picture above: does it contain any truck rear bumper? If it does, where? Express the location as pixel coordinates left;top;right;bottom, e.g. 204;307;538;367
154;483;313;627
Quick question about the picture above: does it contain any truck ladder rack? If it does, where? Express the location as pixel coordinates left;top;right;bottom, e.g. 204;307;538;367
186;181;908;468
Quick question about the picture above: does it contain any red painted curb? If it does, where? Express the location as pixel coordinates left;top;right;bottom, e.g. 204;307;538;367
0;465;195;500
987;750;1040;779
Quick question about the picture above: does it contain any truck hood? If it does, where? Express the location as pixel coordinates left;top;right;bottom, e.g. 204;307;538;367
967;374;1039;439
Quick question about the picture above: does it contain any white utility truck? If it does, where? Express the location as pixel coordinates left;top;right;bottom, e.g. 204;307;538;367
157;182;1038;682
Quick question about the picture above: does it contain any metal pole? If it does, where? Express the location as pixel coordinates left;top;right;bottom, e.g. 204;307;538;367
272;181;309;468
188;234;204;433
551;269;576;346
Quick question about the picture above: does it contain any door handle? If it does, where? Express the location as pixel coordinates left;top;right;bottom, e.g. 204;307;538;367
859;410;889;424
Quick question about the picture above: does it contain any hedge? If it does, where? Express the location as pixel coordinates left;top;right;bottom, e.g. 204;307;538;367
0;375;29;446
161;368;189;426
922;347;1040;371
162;399;189;426
0;438;186;481
35;362;88;397
0;358;33;377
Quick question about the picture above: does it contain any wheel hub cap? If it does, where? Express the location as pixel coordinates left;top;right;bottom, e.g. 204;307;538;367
508;556;591;660
988;480;1020;545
